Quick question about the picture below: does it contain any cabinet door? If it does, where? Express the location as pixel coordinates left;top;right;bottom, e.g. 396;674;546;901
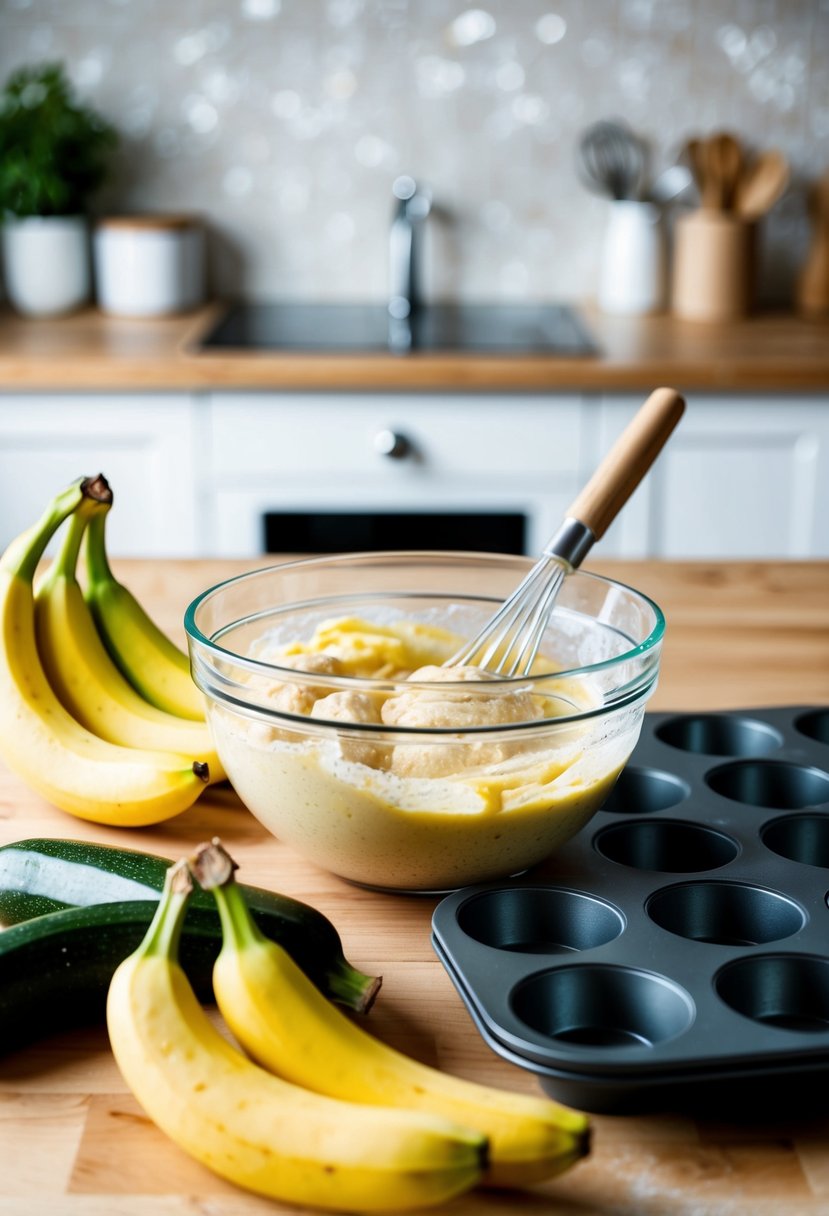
0;394;200;556
591;395;829;559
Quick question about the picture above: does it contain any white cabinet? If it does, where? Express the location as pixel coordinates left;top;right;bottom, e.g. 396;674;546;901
590;394;829;559
0;394;201;556
1;388;826;560
203;393;585;558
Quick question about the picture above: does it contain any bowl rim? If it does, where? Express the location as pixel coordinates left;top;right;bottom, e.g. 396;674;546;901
184;550;665;722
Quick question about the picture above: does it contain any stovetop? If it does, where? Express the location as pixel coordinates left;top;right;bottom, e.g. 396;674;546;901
197;301;598;355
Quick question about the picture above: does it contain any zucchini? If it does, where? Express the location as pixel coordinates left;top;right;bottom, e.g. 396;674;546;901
0;900;257;1052
0;838;380;1015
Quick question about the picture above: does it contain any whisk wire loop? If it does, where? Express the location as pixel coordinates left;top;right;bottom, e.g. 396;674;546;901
441;387;686;680
447;555;567;676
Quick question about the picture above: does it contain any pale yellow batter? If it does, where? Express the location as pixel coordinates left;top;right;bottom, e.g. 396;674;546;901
209;617;641;889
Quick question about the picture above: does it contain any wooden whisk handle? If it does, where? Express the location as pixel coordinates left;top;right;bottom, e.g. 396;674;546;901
567;387;685;540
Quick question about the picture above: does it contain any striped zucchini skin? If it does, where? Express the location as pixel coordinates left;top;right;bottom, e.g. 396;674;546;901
0;839;380;1016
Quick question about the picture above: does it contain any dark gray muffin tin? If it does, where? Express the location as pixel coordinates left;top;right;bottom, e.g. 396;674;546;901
432;706;829;1115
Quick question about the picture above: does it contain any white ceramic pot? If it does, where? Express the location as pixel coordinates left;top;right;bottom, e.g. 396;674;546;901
1;216;91;317
93;215;205;317
597;201;665;315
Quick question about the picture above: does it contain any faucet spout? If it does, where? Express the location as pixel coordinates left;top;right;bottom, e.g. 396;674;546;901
388;175;431;321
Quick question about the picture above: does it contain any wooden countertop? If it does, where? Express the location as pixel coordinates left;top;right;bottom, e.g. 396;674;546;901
1;558;828;1214
1;304;829;392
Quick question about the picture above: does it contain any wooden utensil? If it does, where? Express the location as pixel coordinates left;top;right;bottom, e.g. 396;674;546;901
707;132;744;210
734;149;790;220
684;133;744;210
797;170;829;316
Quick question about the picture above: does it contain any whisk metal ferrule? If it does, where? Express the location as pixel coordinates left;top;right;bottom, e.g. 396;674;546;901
542;518;595;569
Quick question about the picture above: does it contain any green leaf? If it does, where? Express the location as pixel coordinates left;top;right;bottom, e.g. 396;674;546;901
0;62;118;218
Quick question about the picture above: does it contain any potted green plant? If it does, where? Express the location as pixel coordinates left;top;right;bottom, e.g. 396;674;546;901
0;62;117;317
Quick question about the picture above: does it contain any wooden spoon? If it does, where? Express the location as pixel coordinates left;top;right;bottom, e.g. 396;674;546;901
734;149;790;220
707;132;744;210
684;137;708;198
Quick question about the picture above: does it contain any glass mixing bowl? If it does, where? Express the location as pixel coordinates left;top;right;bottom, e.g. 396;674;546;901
185;551;664;892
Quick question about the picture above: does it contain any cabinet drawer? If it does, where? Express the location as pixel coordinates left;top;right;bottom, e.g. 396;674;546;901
208;393;582;480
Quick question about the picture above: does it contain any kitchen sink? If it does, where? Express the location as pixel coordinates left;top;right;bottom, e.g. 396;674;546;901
197;302;597;355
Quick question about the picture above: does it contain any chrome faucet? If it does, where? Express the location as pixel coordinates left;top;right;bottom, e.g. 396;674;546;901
388;175;432;321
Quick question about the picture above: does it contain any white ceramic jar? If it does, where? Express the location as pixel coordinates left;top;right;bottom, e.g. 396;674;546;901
93;215;205;317
1;216;91;317
597;201;666;315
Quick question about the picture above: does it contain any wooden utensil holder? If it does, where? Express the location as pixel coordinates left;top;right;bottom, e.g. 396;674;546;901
671;209;754;322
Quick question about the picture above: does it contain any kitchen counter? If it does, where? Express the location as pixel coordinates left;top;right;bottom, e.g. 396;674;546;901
1;557;828;1214
1;304;829;391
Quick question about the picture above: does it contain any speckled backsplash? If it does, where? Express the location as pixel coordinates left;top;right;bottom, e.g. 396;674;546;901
1;0;826;305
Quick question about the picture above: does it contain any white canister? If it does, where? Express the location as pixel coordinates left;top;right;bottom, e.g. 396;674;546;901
93;215;205;317
597;201;665;315
1;215;91;317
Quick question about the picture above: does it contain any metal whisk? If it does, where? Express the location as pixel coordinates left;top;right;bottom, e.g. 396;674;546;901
448;387;685;677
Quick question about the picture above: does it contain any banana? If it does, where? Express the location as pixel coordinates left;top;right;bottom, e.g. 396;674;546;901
0;478;211;827
34;492;225;781
193;840;591;1190
107;861;486;1213
83;504;205;721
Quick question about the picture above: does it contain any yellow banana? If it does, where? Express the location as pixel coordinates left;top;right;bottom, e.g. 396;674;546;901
35;493;225;781
0;478;210;826
83;505;205;721
194;840;591;1189
107;861;486;1213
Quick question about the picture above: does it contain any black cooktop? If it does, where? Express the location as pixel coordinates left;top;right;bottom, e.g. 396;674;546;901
197;302;598;355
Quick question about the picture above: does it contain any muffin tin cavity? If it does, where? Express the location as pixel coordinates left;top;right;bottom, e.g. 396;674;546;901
716;955;829;1033
432;706;829;1114
599;765;689;814
656;713;783;757
511;965;694;1050
456;888;623;955
797;709;829;746
762;814;829;868
707;760;829;809
646;881;805;945
595;819;738;873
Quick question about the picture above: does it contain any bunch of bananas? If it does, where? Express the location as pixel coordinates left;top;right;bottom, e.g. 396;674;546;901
107;838;590;1212
0;475;219;826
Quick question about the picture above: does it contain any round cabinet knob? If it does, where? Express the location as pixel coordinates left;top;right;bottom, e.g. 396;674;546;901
373;428;412;459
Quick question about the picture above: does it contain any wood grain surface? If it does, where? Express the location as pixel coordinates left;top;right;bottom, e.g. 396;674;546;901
1;558;828;1216
1;305;829;391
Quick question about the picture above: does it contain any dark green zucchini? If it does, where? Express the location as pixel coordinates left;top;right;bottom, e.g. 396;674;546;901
0;900;250;1053
0;838;380;1014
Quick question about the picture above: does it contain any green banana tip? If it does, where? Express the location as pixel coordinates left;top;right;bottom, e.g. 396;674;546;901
135;858;193;961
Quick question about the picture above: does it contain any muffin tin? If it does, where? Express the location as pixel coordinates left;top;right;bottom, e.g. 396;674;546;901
432;706;829;1115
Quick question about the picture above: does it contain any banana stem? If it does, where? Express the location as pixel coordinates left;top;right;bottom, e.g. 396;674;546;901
83;507;114;586
135;859;193;962
48;498;100;584
190;839;265;952
5;480;87;583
